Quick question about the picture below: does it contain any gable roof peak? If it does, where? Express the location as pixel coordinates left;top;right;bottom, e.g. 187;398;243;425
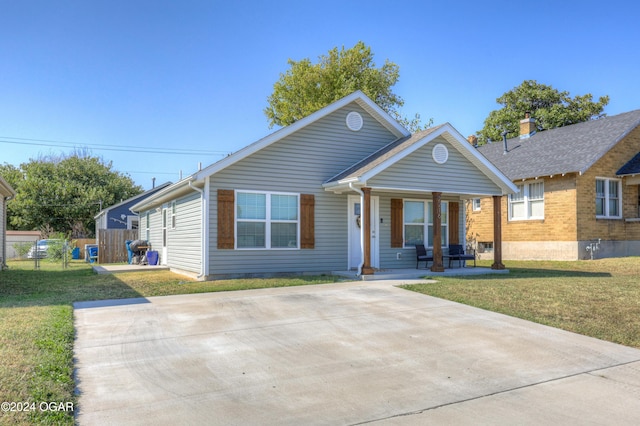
194;91;410;182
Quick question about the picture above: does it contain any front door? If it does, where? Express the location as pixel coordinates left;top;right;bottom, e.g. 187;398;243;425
348;195;379;270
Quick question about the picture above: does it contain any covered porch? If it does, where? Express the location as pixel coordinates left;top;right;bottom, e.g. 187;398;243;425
322;124;518;278
349;188;508;276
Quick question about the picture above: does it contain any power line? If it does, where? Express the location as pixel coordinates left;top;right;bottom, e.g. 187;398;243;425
0;136;230;156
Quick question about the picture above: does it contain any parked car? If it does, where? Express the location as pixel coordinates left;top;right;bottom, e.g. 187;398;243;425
27;239;66;259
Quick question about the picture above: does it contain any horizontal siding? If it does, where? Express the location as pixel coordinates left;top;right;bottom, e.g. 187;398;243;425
369;136;503;195
208;103;397;275
167;192;202;273
139;209;163;254
377;193;465;269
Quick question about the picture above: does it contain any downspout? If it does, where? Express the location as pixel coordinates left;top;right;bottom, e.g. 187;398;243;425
349;183;365;276
189;180;206;279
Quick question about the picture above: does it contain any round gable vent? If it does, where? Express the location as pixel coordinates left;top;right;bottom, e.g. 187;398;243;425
346;111;363;131
432;143;449;164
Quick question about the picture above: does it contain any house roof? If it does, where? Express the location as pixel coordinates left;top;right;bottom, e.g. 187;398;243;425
617;152;640;176
323;122;517;195
325;125;446;183
0;175;15;198
476;109;640;181
192;91;410;183
94;182;172;219
132;91;411;212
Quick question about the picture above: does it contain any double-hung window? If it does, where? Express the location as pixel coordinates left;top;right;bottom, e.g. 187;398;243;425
171;201;177;229
403;200;448;248
236;191;299;249
596;178;621;218
509;181;544;220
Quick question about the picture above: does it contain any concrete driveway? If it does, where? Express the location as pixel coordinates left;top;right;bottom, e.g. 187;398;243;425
74;280;640;425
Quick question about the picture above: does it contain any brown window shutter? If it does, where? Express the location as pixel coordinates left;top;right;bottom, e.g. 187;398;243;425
449;201;459;245
391;198;403;248
217;189;235;249
300;194;315;249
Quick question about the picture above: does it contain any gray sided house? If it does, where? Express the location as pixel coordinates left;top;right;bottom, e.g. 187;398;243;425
131;91;516;279
1;176;16;269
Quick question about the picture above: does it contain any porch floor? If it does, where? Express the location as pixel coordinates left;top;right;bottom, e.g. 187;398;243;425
333;266;508;281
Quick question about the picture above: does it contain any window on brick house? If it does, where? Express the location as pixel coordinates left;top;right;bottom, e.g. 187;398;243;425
509;181;544;220
596;178;621;218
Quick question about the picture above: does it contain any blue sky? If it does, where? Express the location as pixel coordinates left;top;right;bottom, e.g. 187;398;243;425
2;0;638;190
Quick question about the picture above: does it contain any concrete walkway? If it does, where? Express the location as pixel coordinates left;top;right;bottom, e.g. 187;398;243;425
92;264;170;274
74;279;640;425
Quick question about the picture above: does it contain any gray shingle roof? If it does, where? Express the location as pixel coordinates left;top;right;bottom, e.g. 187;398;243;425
617;152;640;175
325;124;446;183
476;110;640;181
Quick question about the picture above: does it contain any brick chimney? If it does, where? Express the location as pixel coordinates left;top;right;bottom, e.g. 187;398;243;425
467;135;478;147
520;112;536;139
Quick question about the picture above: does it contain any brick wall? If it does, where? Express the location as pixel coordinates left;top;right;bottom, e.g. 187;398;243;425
577;126;640;241
466;126;640;259
466;174;578;245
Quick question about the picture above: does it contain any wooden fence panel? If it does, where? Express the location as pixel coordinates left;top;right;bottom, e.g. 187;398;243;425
74;238;95;259
98;229;138;264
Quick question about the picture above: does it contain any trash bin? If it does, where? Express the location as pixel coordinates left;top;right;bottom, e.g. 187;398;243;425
125;240;133;264
72;247;80;260
146;250;159;266
88;246;98;263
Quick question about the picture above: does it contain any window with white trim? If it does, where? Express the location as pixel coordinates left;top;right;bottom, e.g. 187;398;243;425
472;198;481;211
403;200;448;248
145;212;150;241
171;201;177;229
596;178;621;218
236;191;299;249
509;181;544;220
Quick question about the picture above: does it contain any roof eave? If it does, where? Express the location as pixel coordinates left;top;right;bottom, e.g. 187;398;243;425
0;176;16;198
359;123;517;195
130;178;200;212
195;91;410;182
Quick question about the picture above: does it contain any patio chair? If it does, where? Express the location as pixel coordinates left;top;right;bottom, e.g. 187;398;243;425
415;244;433;269
447;244;476;268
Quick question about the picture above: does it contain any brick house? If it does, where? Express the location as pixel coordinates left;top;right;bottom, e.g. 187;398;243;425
467;109;640;260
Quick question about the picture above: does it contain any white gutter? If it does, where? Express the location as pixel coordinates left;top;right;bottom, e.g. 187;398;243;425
188;180;206;279
349;183;364;276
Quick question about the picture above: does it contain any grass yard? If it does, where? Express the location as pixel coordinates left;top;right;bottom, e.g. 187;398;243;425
0;260;343;425
2;258;640;424
402;258;640;349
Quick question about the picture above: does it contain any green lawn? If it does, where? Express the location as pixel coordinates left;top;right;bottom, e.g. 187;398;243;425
2;258;640;424
402;258;640;349
0;260;343;425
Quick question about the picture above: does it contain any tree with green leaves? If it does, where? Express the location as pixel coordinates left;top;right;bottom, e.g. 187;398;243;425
0;152;142;238
264;41;429;132
477;80;609;144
